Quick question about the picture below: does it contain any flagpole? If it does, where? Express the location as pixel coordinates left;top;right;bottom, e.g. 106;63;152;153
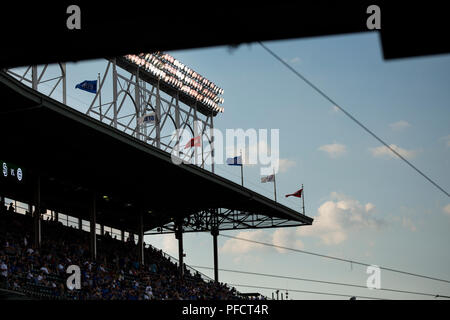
273;168;277;202
302;184;305;215
240;149;244;186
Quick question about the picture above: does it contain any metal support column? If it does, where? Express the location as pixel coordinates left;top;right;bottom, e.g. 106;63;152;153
138;213;144;266
31;65;37;90
135;69;141;140
112;58;118;129
90;194;97;260
33;176;41;248
155;78;161;148
61;62;67;105
175;221;184;279
210;113;215;173
211;209;219;283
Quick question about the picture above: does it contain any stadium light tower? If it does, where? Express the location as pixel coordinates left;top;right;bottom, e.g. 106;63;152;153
83;53;224;172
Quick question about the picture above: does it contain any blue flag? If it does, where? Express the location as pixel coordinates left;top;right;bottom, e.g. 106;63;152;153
75;80;97;93
226;156;242;166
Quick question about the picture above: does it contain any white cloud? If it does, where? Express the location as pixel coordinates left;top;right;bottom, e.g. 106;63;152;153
369;144;420;159
152;234;178;257
297;193;385;245
365;203;376;212
272;228;304;253
443;204;450;216
402;217;417;232
289;57;301;64
283;57;301;64
442;135;450;148
221;228;305;256
318;143;347;158
389;120;411;131
276;158;296;173
221;230;268;255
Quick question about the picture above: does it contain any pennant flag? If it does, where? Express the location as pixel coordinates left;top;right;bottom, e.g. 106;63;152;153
261;174;275;183
75;80;97;93
138;112;156;125
285;188;303;198
185;136;201;149
226;155;242;166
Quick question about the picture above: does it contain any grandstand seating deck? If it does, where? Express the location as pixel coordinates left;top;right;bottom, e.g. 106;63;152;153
0;206;250;300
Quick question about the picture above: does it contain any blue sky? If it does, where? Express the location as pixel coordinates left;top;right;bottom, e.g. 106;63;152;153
9;31;450;299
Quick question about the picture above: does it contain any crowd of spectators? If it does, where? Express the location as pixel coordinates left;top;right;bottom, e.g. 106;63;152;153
0;203;241;300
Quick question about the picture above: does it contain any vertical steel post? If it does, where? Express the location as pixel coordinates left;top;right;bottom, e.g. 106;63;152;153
156;78;161;148
210;112;215;173
135;69;141;140
33;176;41;248
98;73;102;121
302;184;305;215
138;212;144;265
175;221;184;279
112;58;118;129
31;65;38;90
273;168;277;202
211;209;219;283
90;194;97;260
61;62;67;105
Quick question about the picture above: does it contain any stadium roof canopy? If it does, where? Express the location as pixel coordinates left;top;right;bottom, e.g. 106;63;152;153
0;2;448;69
0;72;313;234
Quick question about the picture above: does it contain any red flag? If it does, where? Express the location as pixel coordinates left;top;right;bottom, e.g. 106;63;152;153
185;136;201;149
285;188;302;198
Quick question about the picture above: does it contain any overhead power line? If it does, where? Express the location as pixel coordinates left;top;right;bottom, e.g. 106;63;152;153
258;41;449;198
220;234;450;285
192;265;450;299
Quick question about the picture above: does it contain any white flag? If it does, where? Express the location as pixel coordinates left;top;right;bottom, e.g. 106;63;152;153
261;174;275;183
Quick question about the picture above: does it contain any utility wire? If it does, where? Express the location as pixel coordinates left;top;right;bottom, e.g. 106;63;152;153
220;234;450;285
258;41;449;198
227;283;387;300
192;265;450;299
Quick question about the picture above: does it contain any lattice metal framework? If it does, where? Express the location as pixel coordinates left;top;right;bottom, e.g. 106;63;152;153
145;208;310;235
86;58;216;170
4;58;311;237
5;63;67;104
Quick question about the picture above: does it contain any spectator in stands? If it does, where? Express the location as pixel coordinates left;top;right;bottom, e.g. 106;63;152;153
0;259;8;288
0;209;242;300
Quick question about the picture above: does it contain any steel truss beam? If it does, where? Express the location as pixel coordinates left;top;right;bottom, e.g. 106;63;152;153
5;58;216;171
5;63;67;105
144;208;310;235
86;59;216;171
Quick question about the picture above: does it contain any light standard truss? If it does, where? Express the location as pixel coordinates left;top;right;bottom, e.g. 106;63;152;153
4;63;67;105
5;58;217;171
85;59;216;170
